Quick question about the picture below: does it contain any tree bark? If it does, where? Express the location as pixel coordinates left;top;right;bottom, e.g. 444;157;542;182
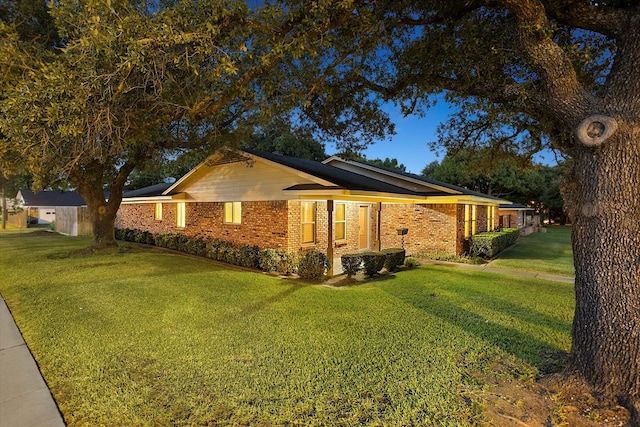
567;126;640;422
70;160;136;251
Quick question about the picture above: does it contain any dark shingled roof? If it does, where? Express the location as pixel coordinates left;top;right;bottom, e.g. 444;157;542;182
336;158;508;202
19;189;86;206
243;148;430;196
124;182;173;198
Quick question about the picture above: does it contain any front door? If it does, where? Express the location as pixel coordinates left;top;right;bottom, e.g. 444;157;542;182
359;206;369;250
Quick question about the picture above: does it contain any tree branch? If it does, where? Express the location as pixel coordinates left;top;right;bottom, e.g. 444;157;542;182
542;0;638;38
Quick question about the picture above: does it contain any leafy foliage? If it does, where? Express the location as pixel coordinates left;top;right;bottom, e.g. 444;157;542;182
469;229;520;259
340;253;362;277
296;249;329;280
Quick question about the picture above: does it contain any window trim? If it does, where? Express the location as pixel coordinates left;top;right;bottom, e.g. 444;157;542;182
224;201;242;224
334;202;346;241
301;201;317;245
154;203;163;221
176;202;186;228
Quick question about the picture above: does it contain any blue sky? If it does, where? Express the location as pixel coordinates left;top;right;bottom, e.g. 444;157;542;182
325;102;453;175
326;100;558;175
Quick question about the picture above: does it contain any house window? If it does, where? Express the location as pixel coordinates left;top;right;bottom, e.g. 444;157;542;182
154;203;162;220
224;202;242;224
335;203;346;240
464;204;477;238
301;202;316;244
176;202;186;228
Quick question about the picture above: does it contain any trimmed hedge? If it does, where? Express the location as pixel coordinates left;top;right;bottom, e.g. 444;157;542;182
115;228;297;275
361;252;386;277
340;254;362;277
297;249;329;280
469;228;520;258
380;248;405;272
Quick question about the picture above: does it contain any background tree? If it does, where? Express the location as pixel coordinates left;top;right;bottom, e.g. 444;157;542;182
286;0;640;420
242;118;327;161
0;0;358;249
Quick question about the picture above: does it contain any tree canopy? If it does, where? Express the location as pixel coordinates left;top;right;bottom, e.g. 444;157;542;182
1;0;639;421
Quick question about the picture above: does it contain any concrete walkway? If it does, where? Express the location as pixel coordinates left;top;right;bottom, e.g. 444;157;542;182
0;297;65;427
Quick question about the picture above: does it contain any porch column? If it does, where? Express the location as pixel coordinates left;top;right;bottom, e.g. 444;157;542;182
326;200;334;277
375;202;382;251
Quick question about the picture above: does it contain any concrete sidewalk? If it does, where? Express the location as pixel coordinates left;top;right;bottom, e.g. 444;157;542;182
0;297;65;427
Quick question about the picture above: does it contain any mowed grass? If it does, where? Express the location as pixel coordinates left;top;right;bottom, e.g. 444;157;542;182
490;226;574;277
0;231;574;426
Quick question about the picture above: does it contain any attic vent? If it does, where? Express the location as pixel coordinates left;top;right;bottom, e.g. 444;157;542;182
204;151;253;167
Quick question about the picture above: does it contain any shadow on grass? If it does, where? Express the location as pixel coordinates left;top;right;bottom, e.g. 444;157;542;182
237;283;303;318
380;272;570;374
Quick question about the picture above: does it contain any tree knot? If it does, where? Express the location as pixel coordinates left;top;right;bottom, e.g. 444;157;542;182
576;115;618;147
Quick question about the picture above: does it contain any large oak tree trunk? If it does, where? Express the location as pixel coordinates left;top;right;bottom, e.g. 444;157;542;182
567;126;640;421
70;160;135;251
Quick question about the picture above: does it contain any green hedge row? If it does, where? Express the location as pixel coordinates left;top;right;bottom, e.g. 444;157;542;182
114;228;329;280
340;248;406;277
469;228;520;258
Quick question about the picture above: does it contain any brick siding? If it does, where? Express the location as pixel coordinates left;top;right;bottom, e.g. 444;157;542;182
116;201;288;249
380;203;460;256
117;199;498;258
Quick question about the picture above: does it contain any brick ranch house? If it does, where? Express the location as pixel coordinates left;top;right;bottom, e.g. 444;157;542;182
116;148;510;275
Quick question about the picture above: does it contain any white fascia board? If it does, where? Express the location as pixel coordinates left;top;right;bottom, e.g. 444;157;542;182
121;193;186;204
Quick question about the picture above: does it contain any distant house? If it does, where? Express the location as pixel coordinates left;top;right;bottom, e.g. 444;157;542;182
9;189;91;236
116;149;510;274
498;203;536;229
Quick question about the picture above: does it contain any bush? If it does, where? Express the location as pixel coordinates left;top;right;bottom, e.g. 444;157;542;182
470;228;520;258
297;249;329;280
258;248;280;272
133;230;155;245
340;254;362;277
114;228;126;240
185;237;207;256
381;248;405;272
361;252;386;277
237;244;260;269
404;257;420;269
277;252;298;275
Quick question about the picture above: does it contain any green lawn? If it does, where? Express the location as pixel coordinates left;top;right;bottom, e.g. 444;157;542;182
490;226;575;277
0;231;574;426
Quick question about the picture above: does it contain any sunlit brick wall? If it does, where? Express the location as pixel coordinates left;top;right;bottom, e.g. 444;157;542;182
379;203;459;256
116;201;289;249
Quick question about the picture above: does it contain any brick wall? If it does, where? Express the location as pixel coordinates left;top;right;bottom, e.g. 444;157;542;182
116;201;289;249
286;200;376;256
117;199;497;258
379;203;459;256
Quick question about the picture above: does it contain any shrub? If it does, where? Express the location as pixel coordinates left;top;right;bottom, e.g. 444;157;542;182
361;252;386;277
133;230;154;245
185;237;207;256
258;248;280;272
297;249;329;280
237;244;260;269
277;252;298;275
404;257;420;269
114;228;126;240
381;248;405;272
340;254;362;277
470;228;520;258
